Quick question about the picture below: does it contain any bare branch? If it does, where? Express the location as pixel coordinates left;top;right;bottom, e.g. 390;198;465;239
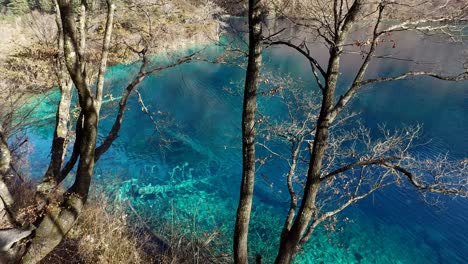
385;162;468;197
359;70;468;86
265;40;326;77
95;0;116;113
320;156;400;182
301;180;395;245
94;51;197;161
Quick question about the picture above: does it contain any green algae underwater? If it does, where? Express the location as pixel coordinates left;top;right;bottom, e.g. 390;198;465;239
18;34;468;263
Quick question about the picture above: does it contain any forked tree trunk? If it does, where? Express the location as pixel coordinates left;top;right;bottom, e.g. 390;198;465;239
70;104;98;199
234;0;263;263
21;100;97;264
20;0;114;262
274;47;341;264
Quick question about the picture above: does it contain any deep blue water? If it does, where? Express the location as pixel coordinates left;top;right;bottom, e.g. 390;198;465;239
21;29;468;263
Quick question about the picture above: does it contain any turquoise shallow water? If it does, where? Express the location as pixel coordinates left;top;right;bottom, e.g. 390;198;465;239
20;30;468;263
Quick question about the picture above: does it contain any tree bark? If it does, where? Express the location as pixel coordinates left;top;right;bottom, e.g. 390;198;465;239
0;127;34;262
0;127;10;177
20;195;84;264
39;0;72;193
234;1;263;263
274;53;338;263
0;126;15;227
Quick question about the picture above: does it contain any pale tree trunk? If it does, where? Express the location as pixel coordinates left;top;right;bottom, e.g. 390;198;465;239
0;126;14;227
0;126;34;263
20;196;84;264
234;0;263;263
0;127;10;177
94;0;115;114
38;0;72;194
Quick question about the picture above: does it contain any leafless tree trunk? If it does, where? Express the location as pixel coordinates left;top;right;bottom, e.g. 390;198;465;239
0;126;15;227
38;0;73;194
0;128;10;177
234;0;263;263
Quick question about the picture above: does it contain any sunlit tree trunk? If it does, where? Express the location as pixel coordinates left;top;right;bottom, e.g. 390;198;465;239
38;0;72;194
0;128;10;177
0;126;15;227
234;0;263;263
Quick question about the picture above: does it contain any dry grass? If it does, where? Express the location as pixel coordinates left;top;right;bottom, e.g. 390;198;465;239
40;194;154;264
38;190;231;264
153;219;231;264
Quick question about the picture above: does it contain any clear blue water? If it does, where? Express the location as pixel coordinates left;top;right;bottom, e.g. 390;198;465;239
21;29;467;263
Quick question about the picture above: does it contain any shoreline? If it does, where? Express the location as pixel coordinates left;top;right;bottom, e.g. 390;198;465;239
0;10;223;125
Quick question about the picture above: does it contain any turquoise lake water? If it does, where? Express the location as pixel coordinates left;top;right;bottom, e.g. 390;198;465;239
21;26;468;263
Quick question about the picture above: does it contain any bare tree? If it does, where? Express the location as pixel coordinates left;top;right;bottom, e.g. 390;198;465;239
244;0;468;263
